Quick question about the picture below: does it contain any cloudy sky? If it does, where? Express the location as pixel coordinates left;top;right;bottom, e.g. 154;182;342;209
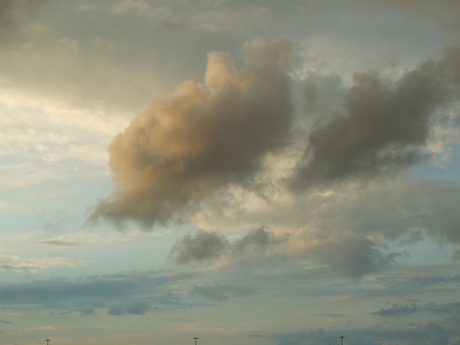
1;1;460;345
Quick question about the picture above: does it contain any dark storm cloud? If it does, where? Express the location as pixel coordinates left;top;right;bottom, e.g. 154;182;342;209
290;47;460;191
169;226;289;266
189;283;257;301
91;37;294;227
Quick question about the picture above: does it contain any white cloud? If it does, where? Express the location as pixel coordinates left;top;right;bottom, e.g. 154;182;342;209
0;255;79;274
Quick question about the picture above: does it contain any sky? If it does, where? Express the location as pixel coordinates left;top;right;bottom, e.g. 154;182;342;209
1;1;460;345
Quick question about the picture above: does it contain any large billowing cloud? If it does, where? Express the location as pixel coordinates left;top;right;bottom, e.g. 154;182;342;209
290;47;460;191
91;37;294;227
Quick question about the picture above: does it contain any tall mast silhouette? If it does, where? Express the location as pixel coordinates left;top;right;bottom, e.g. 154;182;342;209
193;337;199;345
45;339;51;345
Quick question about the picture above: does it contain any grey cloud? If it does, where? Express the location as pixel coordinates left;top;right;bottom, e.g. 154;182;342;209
270;329;383;345
91;37;294;227
290;47;460;191
441;220;460;244
373;302;460;317
0;270;193;313
313;313;345;318
170;226;392;278
268;323;460;345
189;283;257;301
426;302;460;315
0;0;48;45
169;226;289;266
37;240;85;247
271;332;308;345
169;230;230;264
206;177;460;248
233;226;289;251
298;231;399;278
79;308;94;316
106;300;151;316
303;73;347;114
426;321;449;345
373;303;422;317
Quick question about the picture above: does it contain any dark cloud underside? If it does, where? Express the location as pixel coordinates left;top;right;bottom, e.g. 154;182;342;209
290;47;460;191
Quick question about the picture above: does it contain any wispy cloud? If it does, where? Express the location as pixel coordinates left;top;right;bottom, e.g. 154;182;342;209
0;255;79;274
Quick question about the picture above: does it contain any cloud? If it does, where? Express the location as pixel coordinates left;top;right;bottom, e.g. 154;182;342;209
294;230;399;278
192;176;460;277
373;302;460;317
0;0;48;45
106;300;152;316
290;47;460;191
373;303;422;317
426;321;449;345
79;308;94;316
0;269;193;313
91;36;294;227
0;255;78;274
169;230;230;264
189;283;257;301
266;323;460;345
37;240;86;247
110;0;172;19
111;1;153;15
169;226;289;268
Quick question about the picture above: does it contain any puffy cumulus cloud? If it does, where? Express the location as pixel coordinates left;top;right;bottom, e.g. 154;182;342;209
290;47;460;191
91;37;294;227
169;227;289;268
